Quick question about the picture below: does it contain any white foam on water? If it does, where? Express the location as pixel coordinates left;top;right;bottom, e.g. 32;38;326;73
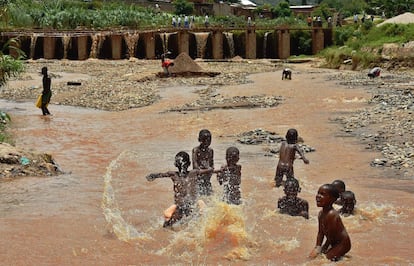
102;150;151;242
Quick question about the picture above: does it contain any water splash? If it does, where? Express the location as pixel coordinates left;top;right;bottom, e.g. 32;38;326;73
157;199;256;261
29;33;39;59
263;32;271;58
159;32;176;54
123;32;139;58
62;34;71;59
102;150;150;242
193;32;210;59
354;202;408;223
90;33;106;59
224;32;235;59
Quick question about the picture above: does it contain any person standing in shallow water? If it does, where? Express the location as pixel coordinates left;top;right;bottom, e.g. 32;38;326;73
309;184;351;261
274;128;309;187
277;177;308;219
41;66;52;115
146;151;212;227
216;146;242;205
192;129;214;196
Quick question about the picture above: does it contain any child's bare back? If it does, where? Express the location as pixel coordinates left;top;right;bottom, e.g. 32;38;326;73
275;129;309;187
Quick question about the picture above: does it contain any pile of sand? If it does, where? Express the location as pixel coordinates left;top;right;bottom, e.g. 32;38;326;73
377;12;414;26
169;53;203;73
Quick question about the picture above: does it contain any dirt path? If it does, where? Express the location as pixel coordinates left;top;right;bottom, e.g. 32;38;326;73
0;61;413;265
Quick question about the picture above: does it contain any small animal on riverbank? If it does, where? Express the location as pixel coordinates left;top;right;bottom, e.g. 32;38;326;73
282;68;292;80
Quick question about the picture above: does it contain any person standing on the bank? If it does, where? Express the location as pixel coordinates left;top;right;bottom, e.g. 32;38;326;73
41;66;52;116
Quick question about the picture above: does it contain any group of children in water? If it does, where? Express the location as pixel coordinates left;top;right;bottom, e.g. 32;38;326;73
146;128;356;261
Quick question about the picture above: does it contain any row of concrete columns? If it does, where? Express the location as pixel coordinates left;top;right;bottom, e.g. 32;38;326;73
11;28;327;60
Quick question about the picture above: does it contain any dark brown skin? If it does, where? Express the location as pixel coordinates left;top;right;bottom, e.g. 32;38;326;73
339;191;356;216
192;130;214;196
216;147;241;205
146;152;213;226
309;184;351;261
277;178;309;219
275;141;309;187
41;67;51;115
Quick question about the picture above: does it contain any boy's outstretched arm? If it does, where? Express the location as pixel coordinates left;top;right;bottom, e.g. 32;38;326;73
146;171;175;181
309;216;324;258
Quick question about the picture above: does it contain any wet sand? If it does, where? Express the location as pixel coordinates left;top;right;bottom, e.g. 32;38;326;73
0;60;413;265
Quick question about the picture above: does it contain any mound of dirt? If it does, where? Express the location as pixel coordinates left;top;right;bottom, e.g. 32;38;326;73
169;53;203;74
377;12;414;26
0;142;63;179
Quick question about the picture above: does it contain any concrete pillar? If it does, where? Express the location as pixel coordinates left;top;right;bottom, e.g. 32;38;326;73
211;30;223;59
245;28;256;59
312;28;325;54
277;29;290;59
178;30;189;55
8;38;21;59
43;37;56;59
110;34;122;60
77;36;89;60
143;32;156;59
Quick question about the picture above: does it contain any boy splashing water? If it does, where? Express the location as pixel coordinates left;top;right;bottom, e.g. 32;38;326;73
146;151;212;227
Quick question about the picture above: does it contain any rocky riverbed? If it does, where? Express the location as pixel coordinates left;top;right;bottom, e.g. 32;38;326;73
330;70;414;178
1;58;414;178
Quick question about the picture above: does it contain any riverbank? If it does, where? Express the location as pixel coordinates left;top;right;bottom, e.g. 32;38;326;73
2;58;413;178
1;58;413;264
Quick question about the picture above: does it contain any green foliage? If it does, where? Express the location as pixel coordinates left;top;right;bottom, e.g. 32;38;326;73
0;38;25;87
271;1;292;18
321;22;414;69
290;29;312;55
321;0;368;18
173;0;194;16
0;110;13;144
312;3;333;20
333;25;356;46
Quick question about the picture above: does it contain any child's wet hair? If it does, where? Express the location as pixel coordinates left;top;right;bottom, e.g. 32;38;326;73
175;151;190;166
284;177;301;192
198;129;211;141
226;146;239;157
342;191;356;201
332;179;346;192
286;128;298;144
323;183;340;199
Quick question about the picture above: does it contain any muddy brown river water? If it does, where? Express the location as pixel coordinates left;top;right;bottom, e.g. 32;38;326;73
1;62;413;265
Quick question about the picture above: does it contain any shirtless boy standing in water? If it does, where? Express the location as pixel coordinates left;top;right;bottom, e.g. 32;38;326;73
274;128;309;187
216;146;242;205
192;129;214;196
309;184;351;261
146;151;212;227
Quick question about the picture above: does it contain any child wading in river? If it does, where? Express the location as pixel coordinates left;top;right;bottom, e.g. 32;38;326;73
216;146;242;205
192;129;214;196
274;128;309;187
146;151;212;227
277;177;309;219
309;183;351;261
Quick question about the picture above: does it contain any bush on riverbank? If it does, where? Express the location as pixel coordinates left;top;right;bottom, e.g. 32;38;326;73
0;111;13;145
320;23;414;69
